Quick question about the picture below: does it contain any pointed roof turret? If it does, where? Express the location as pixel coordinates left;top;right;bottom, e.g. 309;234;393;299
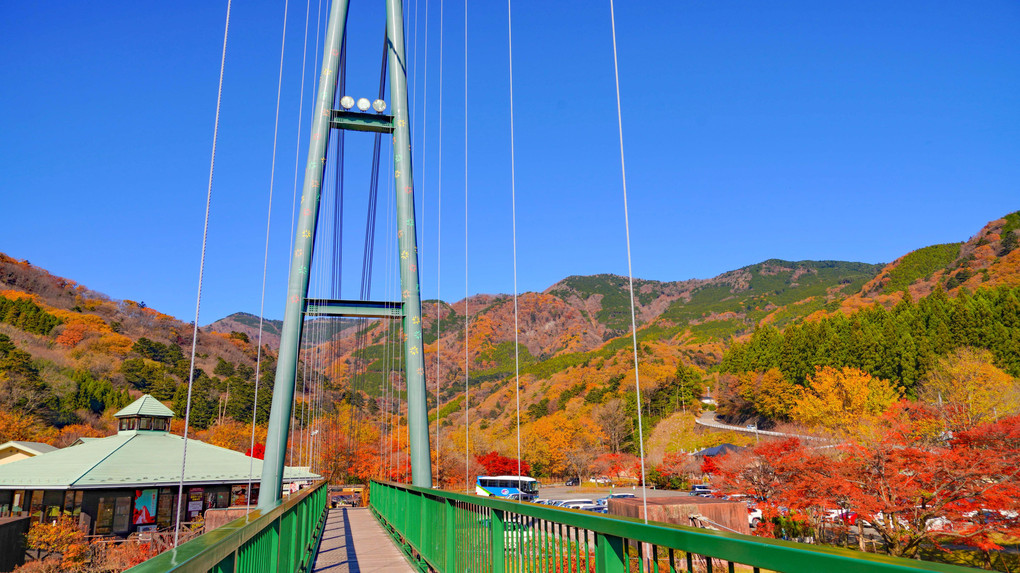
114;394;175;419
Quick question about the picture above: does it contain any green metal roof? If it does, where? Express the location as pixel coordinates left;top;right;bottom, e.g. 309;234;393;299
0;432;318;489
114;394;176;418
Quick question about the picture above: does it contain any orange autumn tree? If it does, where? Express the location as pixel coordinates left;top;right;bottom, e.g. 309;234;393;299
196;420;267;453
25;516;89;570
523;410;604;477
0;410;56;444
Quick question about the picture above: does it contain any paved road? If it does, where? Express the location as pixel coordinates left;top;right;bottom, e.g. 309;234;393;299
696;411;828;441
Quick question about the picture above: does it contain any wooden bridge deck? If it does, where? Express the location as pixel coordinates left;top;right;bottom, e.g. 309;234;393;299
312;507;417;573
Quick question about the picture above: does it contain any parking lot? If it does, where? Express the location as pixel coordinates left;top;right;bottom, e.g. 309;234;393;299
537;485;694;503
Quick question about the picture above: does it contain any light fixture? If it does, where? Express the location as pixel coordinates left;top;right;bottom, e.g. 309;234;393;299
340;95;355;110
356;97;371;112
372;99;387;113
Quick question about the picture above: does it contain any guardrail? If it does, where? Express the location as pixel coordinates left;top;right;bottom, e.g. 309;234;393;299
126;481;328;573
370;480;980;573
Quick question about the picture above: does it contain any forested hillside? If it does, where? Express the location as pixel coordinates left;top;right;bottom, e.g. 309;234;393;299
310;211;1020;485
2;211;1018;488
0;254;278;451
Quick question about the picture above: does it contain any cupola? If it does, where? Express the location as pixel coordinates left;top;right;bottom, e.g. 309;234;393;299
113;394;174;433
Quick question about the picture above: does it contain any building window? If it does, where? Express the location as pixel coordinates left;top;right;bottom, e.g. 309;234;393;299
30;490;43;523
96;497;114;534
139;417;151;430
113;496;131;533
12;490;25;515
63;490;83;516
156;489;176;529
153;418;167;431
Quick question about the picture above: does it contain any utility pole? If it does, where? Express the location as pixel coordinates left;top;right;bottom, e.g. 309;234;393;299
260;0;432;510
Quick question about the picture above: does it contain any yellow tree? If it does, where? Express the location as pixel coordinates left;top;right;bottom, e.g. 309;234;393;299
919;347;1020;430
738;368;799;419
792;366;900;435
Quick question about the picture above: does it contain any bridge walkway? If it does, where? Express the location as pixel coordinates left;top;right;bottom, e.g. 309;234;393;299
312;507;417;573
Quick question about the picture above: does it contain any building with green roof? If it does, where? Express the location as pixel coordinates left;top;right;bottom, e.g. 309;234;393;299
0;395;317;537
0;441;58;466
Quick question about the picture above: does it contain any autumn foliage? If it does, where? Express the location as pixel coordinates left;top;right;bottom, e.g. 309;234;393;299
476;451;530;476
713;403;1020;560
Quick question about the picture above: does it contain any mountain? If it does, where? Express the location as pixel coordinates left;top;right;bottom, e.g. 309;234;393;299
836;211;1020;311
311;211;1019;469
206;312;284;350
2;210;1017;469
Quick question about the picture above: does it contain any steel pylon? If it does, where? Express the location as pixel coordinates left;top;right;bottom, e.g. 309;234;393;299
260;0;432;509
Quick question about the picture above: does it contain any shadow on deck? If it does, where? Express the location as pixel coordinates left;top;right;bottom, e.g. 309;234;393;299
312;507;416;573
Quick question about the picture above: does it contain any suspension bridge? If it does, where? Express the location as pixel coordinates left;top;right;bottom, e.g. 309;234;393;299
121;1;983;572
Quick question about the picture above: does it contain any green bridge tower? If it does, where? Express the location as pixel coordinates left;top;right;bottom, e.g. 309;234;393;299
259;0;432;509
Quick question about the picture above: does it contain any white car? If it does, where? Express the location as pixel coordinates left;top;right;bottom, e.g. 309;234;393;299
748;508;763;528
557;499;595;509
597;493;637;506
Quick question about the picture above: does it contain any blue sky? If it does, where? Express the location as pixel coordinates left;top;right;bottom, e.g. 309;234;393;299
1;1;1018;323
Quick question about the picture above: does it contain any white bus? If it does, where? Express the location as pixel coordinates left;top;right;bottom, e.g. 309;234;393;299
475;475;539;501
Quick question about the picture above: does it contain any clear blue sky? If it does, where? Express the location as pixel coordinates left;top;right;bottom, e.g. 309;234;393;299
1;1;1018;323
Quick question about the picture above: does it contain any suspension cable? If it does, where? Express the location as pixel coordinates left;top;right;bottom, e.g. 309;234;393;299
417;0;436;484
246;0;290;515
174;0;231;547
287;0;320;470
434;0;444;487
505;0;523;499
608;0;648;523
462;0;470;494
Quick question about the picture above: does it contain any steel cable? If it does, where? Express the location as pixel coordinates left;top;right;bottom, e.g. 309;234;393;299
174;0;231;547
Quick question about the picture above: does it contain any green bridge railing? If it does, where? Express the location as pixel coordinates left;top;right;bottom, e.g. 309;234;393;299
127;480;328;573
371;480;979;573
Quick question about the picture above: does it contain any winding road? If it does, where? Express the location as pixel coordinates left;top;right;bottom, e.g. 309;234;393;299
695;411;829;442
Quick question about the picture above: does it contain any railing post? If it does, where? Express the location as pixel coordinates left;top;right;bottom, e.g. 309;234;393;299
596;532;625;573
492;509;506;573
445;499;455;573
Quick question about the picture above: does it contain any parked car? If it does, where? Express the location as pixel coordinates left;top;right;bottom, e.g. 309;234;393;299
589;476;612;485
748;508;763;528
965;508;1019;524
596;493;637;506
690;484;714;495
565;477;580;486
557;499;596;509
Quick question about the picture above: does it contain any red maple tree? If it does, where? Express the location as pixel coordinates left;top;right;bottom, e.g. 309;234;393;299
245;443;265;459
713;402;1020;561
476;451;530;475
